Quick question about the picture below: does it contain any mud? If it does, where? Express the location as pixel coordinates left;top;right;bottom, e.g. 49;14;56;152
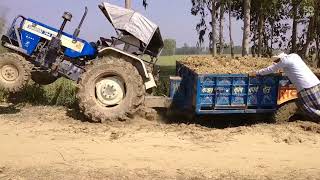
0;105;320;179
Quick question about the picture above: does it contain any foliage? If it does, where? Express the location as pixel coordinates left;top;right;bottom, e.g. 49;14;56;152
0;16;6;54
0;17;4;34
0;78;77;107
143;0;148;8
189;0;320;63
161;39;176;56
175;43;207;55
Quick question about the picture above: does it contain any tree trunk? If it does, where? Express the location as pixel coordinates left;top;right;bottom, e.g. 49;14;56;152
228;0;234;58
212;0;217;56
263;32;269;57
257;13;264;57
242;0;251;56
218;1;225;55
316;35;320;67
291;0;298;53
125;0;132;9
271;22;274;54
301;16;315;58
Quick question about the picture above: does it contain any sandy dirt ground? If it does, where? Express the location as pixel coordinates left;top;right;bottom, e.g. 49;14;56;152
0;105;320;180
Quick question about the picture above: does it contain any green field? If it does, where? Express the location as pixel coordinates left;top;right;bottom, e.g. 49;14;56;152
152;55;187;95
157;55;186;66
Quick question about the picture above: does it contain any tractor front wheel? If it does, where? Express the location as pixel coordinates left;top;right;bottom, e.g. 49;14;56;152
77;56;145;122
0;53;32;93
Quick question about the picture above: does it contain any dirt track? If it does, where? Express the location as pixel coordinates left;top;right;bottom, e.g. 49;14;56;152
1;106;320;180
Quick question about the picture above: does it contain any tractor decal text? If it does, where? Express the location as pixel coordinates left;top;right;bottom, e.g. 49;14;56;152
22;20;85;53
263;86;272;94
27;24;54;38
233;86;244;95
249;86;259;94
202;87;214;94
277;87;298;105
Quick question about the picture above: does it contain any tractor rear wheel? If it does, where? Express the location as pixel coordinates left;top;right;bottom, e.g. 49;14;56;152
272;101;298;123
0;53;32;93
31;71;58;85
77;56;145;122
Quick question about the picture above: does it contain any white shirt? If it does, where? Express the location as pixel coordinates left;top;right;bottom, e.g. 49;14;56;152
256;53;320;92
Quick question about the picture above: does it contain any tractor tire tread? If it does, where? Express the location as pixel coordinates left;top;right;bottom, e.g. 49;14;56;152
272;101;298;123
77;56;145;122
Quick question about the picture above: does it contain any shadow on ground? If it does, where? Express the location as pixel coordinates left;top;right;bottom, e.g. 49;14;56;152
152;108;309;129
0;104;21;114
65;104;96;123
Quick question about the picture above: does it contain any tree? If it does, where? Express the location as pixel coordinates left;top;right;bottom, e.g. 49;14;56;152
228;0;234;57
218;0;225;55
191;0;222;56
211;0;217;56
161;39;176;56
125;0;148;9
125;0;132;9
242;0;251;56
291;0;299;52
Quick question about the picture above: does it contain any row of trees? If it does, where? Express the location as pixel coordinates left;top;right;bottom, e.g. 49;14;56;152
190;0;320;66
162;39;243;56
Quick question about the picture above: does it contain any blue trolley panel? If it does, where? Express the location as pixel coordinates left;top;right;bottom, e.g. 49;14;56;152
170;62;280;115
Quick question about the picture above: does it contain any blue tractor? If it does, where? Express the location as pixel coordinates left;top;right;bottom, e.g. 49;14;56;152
0;3;164;122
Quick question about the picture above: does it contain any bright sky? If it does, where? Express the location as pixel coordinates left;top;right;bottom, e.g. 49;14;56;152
0;0;243;47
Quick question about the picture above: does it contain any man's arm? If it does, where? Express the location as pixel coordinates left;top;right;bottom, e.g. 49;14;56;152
256;60;284;76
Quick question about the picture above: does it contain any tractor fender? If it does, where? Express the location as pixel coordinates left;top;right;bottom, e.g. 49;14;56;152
98;47;156;89
277;85;298;106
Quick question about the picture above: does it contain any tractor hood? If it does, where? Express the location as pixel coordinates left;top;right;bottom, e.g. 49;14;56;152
100;2;164;56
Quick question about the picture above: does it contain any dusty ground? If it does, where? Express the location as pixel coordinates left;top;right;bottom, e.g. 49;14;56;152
0;105;320;180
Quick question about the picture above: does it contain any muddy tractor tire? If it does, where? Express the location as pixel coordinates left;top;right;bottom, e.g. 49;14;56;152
272;101;298;123
0;53;32;93
77;56;145;122
31;71;58;85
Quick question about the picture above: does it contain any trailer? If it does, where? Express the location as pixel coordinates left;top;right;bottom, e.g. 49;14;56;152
163;61;299;122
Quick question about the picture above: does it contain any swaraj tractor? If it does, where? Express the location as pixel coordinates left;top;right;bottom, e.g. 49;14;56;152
1;2;300;123
0;3;163;122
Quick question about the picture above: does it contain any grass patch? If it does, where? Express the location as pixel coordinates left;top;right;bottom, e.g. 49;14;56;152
2;78;77;107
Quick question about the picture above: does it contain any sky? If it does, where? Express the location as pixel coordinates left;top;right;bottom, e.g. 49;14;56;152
0;0;243;47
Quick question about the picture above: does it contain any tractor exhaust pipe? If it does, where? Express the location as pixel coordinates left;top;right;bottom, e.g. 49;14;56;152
73;7;88;38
